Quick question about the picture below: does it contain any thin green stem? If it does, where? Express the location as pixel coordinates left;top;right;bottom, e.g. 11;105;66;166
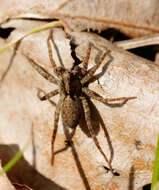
0;140;30;176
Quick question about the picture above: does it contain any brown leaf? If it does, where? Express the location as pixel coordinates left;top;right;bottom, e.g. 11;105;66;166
1;0;159;37
13;183;33;190
0;162;16;190
0;21;158;189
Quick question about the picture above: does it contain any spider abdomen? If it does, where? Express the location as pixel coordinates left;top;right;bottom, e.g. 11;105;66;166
61;95;82;129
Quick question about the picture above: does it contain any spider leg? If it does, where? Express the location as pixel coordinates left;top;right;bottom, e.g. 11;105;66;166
47;30;59;71
53;127;76;156
49;30;64;68
24;55;58;84
51;97;63;166
64;127;76;146
83;88;137;103
83;42;92;74
84;73;106;92
81;96;114;174
81;49;111;84
63;125;92;190
85;73;101;84
37;88;59;101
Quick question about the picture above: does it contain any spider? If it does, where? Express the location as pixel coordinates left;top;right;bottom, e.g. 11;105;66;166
24;30;136;174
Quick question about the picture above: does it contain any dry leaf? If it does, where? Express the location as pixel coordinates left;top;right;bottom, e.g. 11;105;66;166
0;160;34;190
0;17;159;189
13;183;33;190
0;161;16;190
1;0;159;37
1;1;159;190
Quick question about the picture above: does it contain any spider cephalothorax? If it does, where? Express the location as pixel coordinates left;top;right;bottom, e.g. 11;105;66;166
59;66;83;96
24;30;136;174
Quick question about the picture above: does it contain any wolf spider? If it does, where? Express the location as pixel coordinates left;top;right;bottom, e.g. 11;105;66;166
24;30;136;174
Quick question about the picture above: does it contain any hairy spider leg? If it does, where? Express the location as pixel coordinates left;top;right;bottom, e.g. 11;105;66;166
24;55;58;84
81;96;114;173
49;30;65;68
83;88;137;103
47;30;60;71
37;88;59;101
83;42;92;74
81;49;111;84
51;97;63;165
37;88;57;106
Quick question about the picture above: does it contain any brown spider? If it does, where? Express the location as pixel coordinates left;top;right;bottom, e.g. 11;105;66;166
24;30;136;174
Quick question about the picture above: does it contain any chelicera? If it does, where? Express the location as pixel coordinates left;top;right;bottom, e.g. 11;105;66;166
24;30;136;174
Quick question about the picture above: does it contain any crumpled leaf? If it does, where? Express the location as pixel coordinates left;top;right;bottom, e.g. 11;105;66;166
0;20;63;55
0;161;34;190
0;18;159;189
0;161;16;190
13;183;33;190
0;162;33;190
1;0;159;37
